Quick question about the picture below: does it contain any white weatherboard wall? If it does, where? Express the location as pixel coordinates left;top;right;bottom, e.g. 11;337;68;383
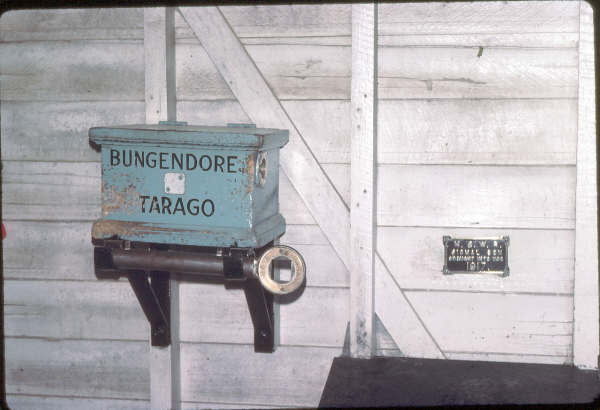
1;2;597;409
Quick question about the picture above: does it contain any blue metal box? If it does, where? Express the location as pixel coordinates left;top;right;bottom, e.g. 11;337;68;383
90;121;289;248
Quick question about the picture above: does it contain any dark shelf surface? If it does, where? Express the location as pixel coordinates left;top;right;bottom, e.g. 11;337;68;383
319;356;600;407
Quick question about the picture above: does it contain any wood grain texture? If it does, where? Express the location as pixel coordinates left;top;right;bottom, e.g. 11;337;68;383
2;221;95;280
377;165;576;229
350;3;376;358
377;227;574;294
179;6;444;358
5;338;149;399
144;7;176;123
2;161;101;221
405;291;573;357
0;9;144;41
0;41;144;101
573;0;599;369
375;257;445;359
444;352;570;366
2;3;576;43
2;97;574;166
179;5;351;267
0;100;249;161
180;343;338;407
322;163;576;230
377;99;577;165
0;39;575;102
4;280;146;340
0;101;140;161
6;396;149;410
378;1;578;36
179;284;348;347
377;46;577;99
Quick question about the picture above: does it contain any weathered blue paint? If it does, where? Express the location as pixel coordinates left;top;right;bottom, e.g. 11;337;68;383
90;122;289;248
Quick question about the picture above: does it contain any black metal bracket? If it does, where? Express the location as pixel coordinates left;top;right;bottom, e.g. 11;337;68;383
244;278;274;353
128;270;171;347
93;239;275;352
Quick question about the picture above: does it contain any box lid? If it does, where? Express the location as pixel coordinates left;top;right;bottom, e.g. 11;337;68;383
89;122;289;150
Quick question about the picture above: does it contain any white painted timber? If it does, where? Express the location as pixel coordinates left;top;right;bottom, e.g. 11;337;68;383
444;352;571;366
1;161;101;221
573;0;599;369
179;284;348;347
405;291;573;358
5;338;149;399
375;256;445;358
377;46;577;100
145;7;176;123
377;165;576;229
273;99;578;166
0;41;145;101
322;163;576;230
2;222;95;281
179;5;444;358
179;5;350;269
144;7;180;409
4;280;146;340
377;227;574;294
350;3;376;358
2;4;577;44
6;396;149;410
378;1;578;36
0;39;576;101
180;343;338;407
0;101;142;161
377;99;578;165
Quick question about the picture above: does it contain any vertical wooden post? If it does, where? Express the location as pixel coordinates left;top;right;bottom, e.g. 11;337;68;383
350;2;377;358
573;0;598;369
144;7;181;408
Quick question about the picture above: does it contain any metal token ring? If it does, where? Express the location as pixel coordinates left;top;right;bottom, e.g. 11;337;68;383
257;245;305;295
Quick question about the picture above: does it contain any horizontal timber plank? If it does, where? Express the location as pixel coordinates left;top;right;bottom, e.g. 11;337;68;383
0;41;144;101
180;343;338;407
321;163;576;230
0;9;144;41
179;284;347;347
2;3;575;45
444;352;571;366
376;164;575;229
378;33;577;48
182;402;294;409
1;40;575;101
377;99;577;165
377;226;574;294
404;291;573;357
285;99;577;165
1;101;141;162
2;161;101;221
6;395;149;410
378;46;577;99
4;279;147;340
0;100;250;161
5;338;149;399
2;221;95;280
378;1;578;36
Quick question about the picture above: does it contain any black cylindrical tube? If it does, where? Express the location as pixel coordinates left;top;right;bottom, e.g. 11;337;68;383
111;248;228;276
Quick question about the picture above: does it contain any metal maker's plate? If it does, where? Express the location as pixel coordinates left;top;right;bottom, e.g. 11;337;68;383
443;236;509;276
